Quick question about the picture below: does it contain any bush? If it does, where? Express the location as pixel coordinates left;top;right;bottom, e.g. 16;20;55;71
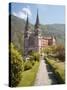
44;46;52;55
29;56;35;65
53;45;65;62
28;50;40;62
10;43;23;87
30;60;35;66
23;51;40;71
32;52;40;62
24;60;32;71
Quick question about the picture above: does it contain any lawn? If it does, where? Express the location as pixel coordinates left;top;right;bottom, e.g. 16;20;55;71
45;57;65;84
18;61;39;86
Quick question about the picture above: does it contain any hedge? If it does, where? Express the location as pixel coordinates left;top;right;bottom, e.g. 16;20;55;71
45;57;65;84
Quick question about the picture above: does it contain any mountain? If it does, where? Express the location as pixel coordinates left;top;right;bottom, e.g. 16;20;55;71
10;15;65;54
10;15;25;54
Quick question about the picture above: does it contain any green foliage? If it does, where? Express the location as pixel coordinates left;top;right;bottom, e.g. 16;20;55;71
30;60;35;66
29;51;40;62
10;43;23;87
23;51;39;71
45;57;65;83
44;45;65;62
33;52;40;61
24;60;32;71
54;45;65;62
44;46;52;55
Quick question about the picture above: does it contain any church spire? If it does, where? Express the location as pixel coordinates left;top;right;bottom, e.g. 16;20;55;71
24;14;30;38
35;9;39;28
25;14;29;30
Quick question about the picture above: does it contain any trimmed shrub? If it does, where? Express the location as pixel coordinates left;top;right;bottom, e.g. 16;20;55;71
45;57;65;83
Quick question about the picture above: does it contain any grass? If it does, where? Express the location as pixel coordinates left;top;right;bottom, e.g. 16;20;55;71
45;57;65;83
18;61;39;86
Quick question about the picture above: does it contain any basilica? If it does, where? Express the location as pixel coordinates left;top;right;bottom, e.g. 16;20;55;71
24;10;56;56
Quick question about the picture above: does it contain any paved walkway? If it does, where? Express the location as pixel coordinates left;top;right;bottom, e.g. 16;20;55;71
34;57;50;86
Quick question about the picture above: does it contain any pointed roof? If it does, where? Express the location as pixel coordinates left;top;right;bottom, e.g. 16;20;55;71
35;9;39;28
25;14;29;30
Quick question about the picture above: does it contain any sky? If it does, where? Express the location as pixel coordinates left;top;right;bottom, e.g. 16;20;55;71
9;3;65;25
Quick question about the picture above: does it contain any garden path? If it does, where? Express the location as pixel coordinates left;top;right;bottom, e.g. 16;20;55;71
34;56;58;86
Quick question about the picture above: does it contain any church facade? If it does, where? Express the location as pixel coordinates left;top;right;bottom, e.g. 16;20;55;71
24;11;56;56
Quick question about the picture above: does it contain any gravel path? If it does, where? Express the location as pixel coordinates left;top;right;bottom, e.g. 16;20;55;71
34;58;50;86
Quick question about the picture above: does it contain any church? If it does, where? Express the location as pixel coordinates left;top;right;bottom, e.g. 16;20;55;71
24;10;56;56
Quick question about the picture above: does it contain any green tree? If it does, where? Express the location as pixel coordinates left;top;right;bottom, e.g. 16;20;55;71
10;43;23;87
55;45;65;61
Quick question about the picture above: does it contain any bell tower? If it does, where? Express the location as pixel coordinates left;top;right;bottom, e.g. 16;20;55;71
24;14;30;56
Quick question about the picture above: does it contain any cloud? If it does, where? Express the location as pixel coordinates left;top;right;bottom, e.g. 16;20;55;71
13;7;32;20
13;11;27;19
23;8;32;16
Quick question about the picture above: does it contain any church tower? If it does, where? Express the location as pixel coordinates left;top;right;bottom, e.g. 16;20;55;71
24;15;30;56
34;10;41;53
34;9;40;35
24;15;30;37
